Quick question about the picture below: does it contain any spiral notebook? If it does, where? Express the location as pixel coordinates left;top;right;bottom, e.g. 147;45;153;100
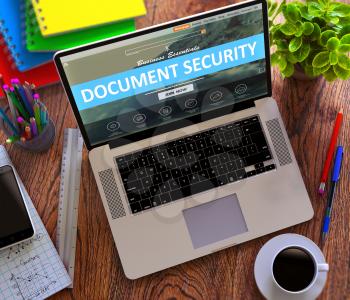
0;0;53;71
0;36;59;98
25;0;136;52
31;0;146;37
0;146;72;300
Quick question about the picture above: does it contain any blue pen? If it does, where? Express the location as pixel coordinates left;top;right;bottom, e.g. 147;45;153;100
321;146;343;244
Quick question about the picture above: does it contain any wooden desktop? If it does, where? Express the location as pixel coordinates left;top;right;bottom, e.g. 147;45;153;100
0;0;349;299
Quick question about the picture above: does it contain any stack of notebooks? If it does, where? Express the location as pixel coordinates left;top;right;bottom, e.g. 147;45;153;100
0;0;146;97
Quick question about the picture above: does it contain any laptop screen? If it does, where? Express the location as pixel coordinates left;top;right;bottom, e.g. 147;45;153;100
57;1;269;149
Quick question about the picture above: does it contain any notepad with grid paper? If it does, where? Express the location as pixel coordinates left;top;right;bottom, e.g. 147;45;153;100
31;0;146;37
0;146;71;300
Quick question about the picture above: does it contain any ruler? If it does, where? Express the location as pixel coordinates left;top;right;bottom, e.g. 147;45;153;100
57;128;83;288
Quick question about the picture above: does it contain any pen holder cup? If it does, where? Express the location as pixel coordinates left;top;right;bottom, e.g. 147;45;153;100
0;105;56;153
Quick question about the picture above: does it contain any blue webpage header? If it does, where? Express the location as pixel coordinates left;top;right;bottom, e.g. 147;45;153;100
71;33;265;111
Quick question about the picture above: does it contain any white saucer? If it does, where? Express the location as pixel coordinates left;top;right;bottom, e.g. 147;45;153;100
254;234;328;300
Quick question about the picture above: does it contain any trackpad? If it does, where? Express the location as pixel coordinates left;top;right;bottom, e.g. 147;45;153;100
183;194;248;249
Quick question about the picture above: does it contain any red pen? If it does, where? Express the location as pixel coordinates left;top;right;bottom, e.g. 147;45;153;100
318;109;343;195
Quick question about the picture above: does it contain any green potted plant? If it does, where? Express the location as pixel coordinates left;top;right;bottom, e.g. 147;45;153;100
268;0;350;81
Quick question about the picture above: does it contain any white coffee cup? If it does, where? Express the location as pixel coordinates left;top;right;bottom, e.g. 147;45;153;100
271;246;329;295
254;234;329;300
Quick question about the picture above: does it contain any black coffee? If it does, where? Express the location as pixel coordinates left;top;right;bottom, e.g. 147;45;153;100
272;247;315;292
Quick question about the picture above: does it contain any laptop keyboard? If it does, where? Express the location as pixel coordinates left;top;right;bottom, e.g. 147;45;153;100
115;116;275;214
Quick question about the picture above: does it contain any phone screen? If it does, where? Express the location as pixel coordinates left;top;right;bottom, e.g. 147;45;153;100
0;165;34;248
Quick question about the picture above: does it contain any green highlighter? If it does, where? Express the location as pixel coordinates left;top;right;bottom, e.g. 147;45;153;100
25;0;136;52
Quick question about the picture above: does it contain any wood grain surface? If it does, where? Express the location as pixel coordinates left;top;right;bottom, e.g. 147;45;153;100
1;0;349;299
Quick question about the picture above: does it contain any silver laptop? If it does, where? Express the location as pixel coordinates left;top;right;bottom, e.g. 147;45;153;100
54;0;313;279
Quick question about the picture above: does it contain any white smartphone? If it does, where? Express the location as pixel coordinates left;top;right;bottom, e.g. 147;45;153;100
0;165;35;250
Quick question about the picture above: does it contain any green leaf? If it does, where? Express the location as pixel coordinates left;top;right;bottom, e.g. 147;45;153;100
310;23;321;41
313;64;330;75
300;6;313;20
287;52;299;63
338;54;350;70
268;2;278;17
340;34;350;44
295;43;311;62
338;44;350;52
304;65;316;77
303;22;314;35
308;2;323;17
333;64;350;79
340;25;350;38
285;4;301;22
280;22;297;35
270;52;280;66
276;40;288;51
282;62;294;77
327;37;340;50
323;68;338;81
329;51;338;65
289;37;303;52
320;30;337;46
312;51;330;67
330;3;350;17
278;55;288;71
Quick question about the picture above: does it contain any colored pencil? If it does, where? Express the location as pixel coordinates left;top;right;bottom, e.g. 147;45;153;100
318;109;343;194
6;135;20;144
30;117;38;137
33;102;42;133
8;87;30;120
25;126;32;140
12;78;35;117
0;106;19;135
3;85;19;131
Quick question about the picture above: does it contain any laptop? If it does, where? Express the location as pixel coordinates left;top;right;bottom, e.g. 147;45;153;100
54;0;314;279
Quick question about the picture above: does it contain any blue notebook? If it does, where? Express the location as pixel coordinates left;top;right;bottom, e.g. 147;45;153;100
0;0;53;71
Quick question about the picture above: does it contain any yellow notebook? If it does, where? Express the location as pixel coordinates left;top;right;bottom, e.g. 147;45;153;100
31;0;146;36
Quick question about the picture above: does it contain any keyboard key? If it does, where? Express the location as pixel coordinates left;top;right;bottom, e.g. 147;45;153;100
227;172;237;182
170;189;184;201
156;150;168;161
178;176;190;187
171;169;182;178
236;169;246;180
217;164;228;175
153;174;163;185
159;182;171;193
164;158;176;169
151;195;161;207
155;163;167;173
256;168;265;174
140;199;152;210
130;202;142;213
141;177;152;188
237;147;248;157
161;171;171;182
175;156;187;167
245;151;272;166
246;170;257;177
169;179;180;190
243;122;261;135
190;180;215;194
265;164;276;171
247;144;258;155
135;168;148;179
126;180;143;193
189;173;201;183
217;174;228;185
160;193;172;204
